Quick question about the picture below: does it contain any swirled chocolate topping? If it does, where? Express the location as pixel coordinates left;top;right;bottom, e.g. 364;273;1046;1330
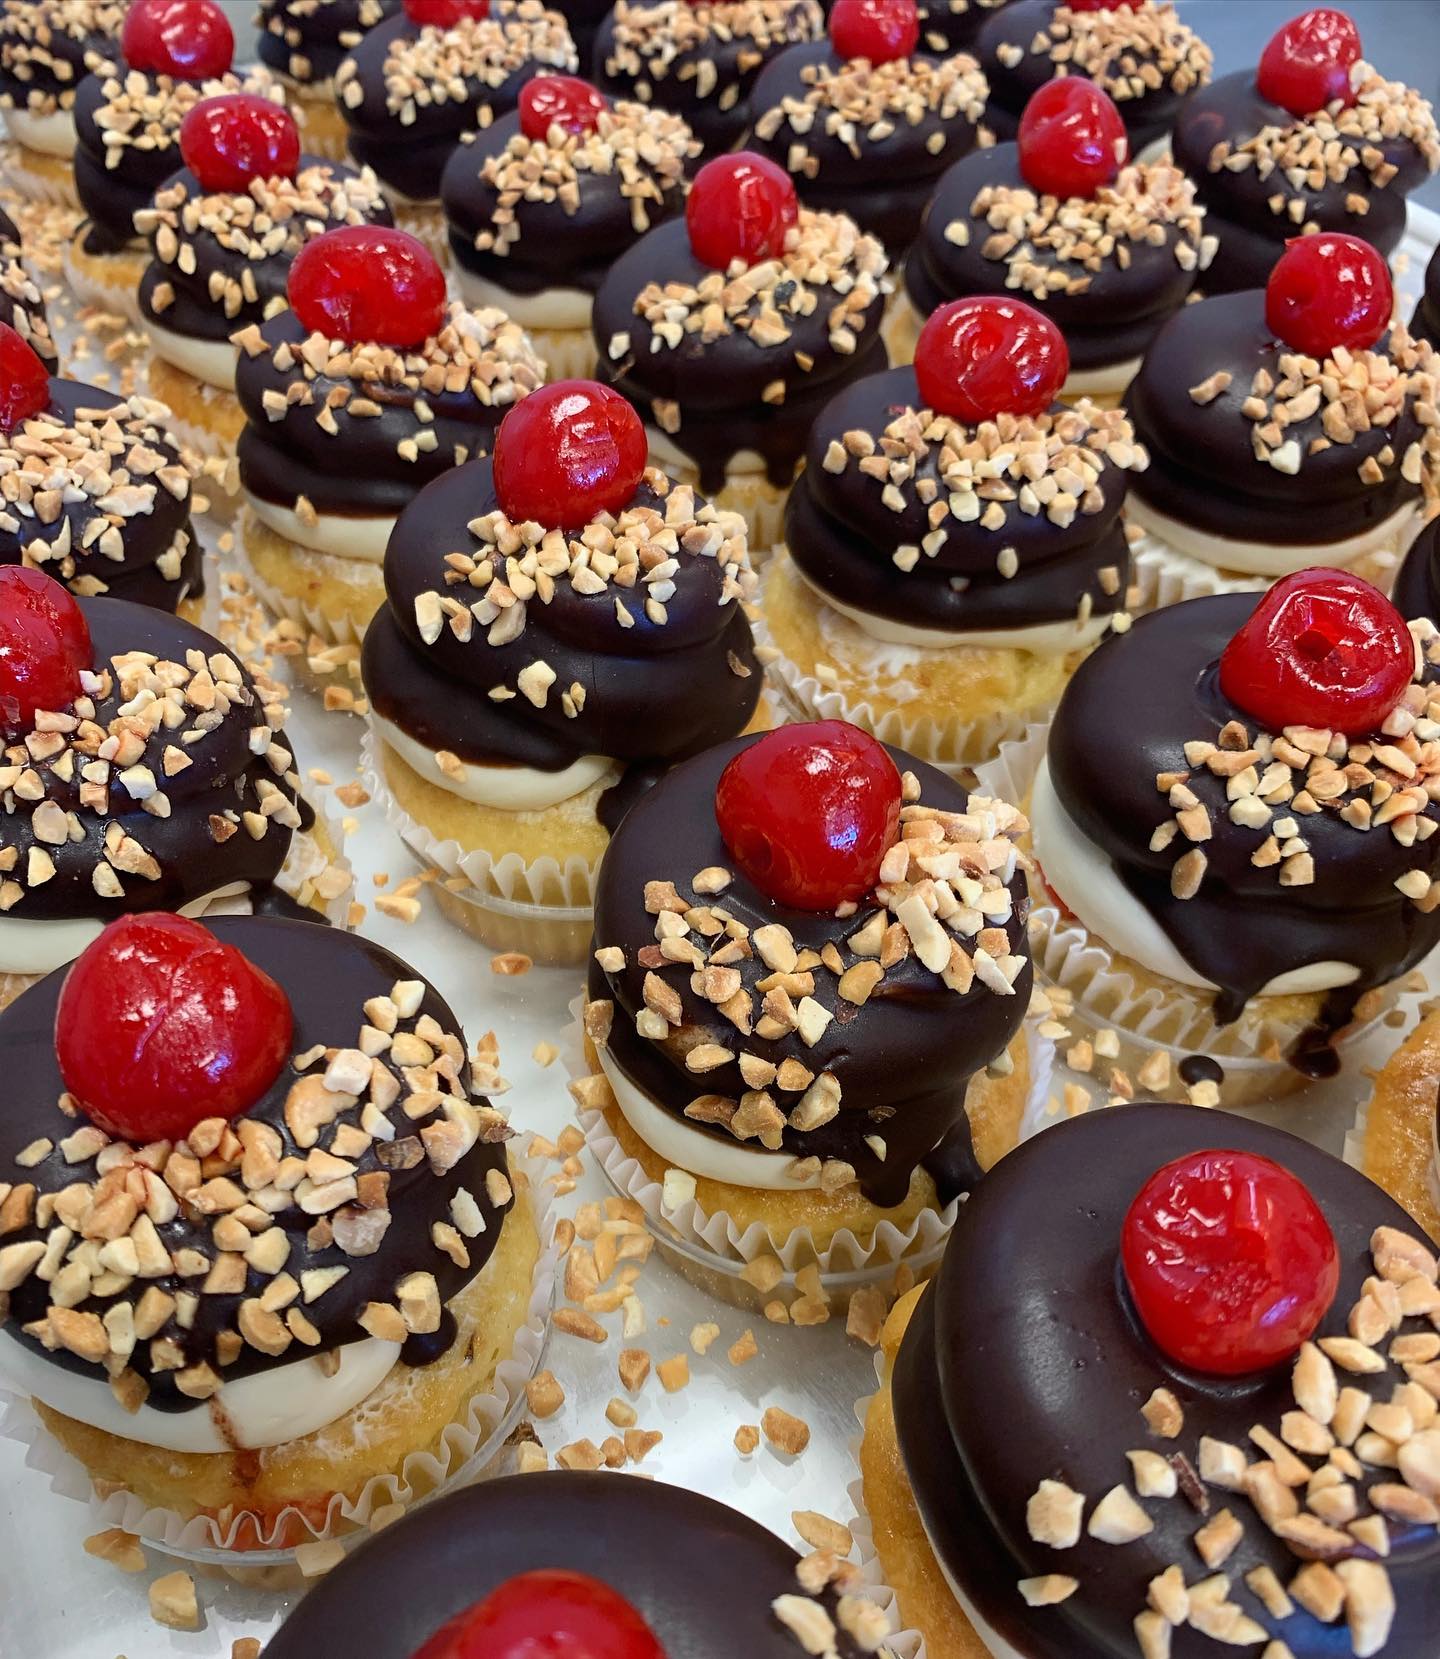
72;65;284;257
905;145;1211;372
1124;292;1438;550
1394;515;1440;627
363;464;762;772
592;213;890;493
785;367;1141;635
585;736;1031;1207
0;916;515;1410
0;205;57;369
0;380;199;610
439;102;695;302
257;0;402;89
0;597;311;925
1046;593;1440;1043
746;43;989;256
266;1472;874;1659
335;3;578;206
234;304;545;523
595;0;825;160
0;0;122;118
894;1104;1440;1659
135;160;392;348
1412;246;1440;350
1172;67;1440;298
915;0;1011;56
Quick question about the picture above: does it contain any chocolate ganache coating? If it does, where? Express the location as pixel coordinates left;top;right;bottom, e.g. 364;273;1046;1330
0;0;123;118
785;368;1136;633
975;0;1212;152
1172;67;1439;297
588;735;1032;1208
745;43;989;258
1413;246;1440;350
594;0;825;161
334;3;578;206
0;916;515;1408
1046;594;1440;1036
363;464;762;773
266;1473;868;1659
1123;291;1432;550
0;205;57;368
905;145;1207;372
136;159;393;348
235;305;545;523
256;0;402;88
592;215;890;493
1394;515;1440;626
439;102;694;303
893;1104;1440;1659
914;0;1012;57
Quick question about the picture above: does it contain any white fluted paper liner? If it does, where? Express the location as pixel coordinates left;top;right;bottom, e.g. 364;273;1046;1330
0;1148;560;1563
241;545;377;648
0;141;81;209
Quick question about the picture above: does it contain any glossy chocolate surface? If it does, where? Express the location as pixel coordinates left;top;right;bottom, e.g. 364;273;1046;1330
256;0;402;87
1413;246;1440;348
915;0;1012;55
1394;514;1440;625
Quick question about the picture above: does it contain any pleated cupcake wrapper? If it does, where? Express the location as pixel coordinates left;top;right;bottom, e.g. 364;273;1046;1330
524;324;600;383
241;543;375;647
1;144;81;210
60;238;144;327
0;1148;561;1562
565;992;1055;1277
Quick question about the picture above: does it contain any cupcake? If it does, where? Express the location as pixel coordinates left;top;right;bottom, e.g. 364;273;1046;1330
235;224;546;643
893;79;1212;401
764;298;1144;774
975;0;1212;154
1172;7;1440;298
65;0;281;320
0;205;58;371
864;1101;1440;1658
0;911;544;1550
1125;234;1437;594
362;379;769;964
266;1473;884;1658
439;75;696;382
915;0;1011;57
593;150;890;551
255;0;403;161
594;0;825;162
1412;245;1440;350
578;719;1033;1280
134;93;392;481
1030;570;1440;1092
334;0;578;250
745;0;990;259
0;0;122;206
1393;514;1440;630
1350;1008;1440;1246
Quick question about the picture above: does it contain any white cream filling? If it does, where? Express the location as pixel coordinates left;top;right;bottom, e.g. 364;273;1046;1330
1128;495;1421;576
144;318;239;390
5;107;77;159
1030;756;1359;997
374;717;616;811
0;882;257;977
245;491;395;563
451;265;592;332
646;426;768;478
1063;354;1142;398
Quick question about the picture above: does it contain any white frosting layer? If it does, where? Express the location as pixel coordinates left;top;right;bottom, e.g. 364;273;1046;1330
374;717;616;811
1062;354;1142;399
0;882;256;977
144;318;239;390
1128;495;1420;576
452;265;592;332
1030;756;1359;997
246;492;395;563
646;427;768;479
5;107;76;158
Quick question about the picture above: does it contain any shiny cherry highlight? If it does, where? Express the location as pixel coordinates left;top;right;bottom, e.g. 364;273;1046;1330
121;0;234;79
686;151;798;271
915;297;1068;423
492;379;647;528
404;0;490;24
1264;232;1392;359
828;0;919;64
1256;7;1360;116
412;1571;668;1659
519;75;608;140
289;225;447;348
0;321;52;430
180;94;299;193
1017;79;1128;199
0;567;91;733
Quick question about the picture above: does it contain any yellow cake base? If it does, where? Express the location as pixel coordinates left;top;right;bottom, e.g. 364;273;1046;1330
289;89;353;162
3;141;79;208
1353;1010;1440;1242
62;228;145;322
240;507;387;642
147;353;245;454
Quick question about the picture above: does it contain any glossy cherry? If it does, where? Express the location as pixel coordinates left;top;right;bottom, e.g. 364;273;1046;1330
1123;1148;1339;1375
121;0;234;79
1219;567;1412;736
0;321;52;430
404;0;490;24
412;1572;667;1659
179;94;299;193
56;914;294;1145
288;225;447;349
828;0;919;65
1256;8;1360;116
1264;232;1392;359
0;567;91;733
686;151;798;271
519;75;608;141
915;297;1069;424
715;722;902;911
491;379;646;528
1017;79;1128;199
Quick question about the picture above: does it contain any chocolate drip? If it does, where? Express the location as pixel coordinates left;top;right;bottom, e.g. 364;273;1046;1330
1413;246;1440;348
596;760;667;835
256;0;403;87
399;1307;458;1367
1175;1053;1222;1087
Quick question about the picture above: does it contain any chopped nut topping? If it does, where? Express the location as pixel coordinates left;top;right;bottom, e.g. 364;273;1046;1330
995;3;1212;102
602;0;823;107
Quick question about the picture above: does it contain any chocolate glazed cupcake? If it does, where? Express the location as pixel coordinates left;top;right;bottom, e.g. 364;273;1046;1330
256;0;403;159
1412;246;1440;350
0;206;58;370
915;0;1011;57
867;1103;1440;1659
0;0;123;205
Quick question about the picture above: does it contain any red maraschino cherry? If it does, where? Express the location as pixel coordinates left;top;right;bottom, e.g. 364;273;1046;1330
686;152;799;271
1264;232;1392;360
405;0;490;24
1218;567;1413;737
915;297;1069;424
0;321;52;430
1256;7;1360;116
289;225;447;349
180;94;300;193
1122;1148;1339;1375
715;722;902;911
121;0;234;79
412;1572;667;1659
829;0;919;65
519;75;608;141
1017;79;1128;199
0;566;91;733
56;914;294;1145
491;379;646;528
